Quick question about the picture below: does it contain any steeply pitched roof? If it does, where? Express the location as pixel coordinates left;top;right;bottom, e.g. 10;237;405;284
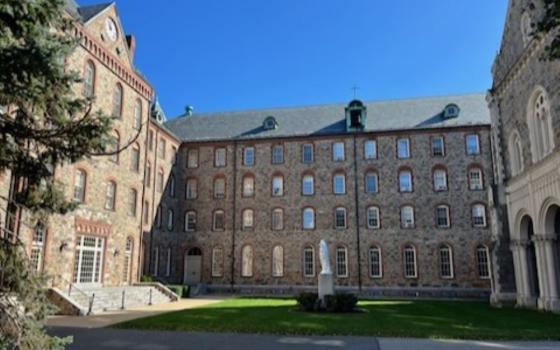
165;93;491;142
77;2;113;23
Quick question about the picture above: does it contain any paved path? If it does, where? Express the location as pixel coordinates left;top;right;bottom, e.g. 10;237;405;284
46;297;226;328
47;328;560;350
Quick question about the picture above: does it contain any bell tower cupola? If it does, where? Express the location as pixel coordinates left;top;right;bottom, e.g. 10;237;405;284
345;99;367;131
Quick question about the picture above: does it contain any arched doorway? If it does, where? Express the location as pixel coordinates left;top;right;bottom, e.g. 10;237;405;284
543;204;560;299
184;247;202;285
520;215;540;299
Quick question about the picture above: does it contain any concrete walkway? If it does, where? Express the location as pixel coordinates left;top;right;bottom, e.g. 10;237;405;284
46;296;226;328
47;328;560;350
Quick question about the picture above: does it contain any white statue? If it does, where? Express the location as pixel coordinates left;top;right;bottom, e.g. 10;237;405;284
319;240;332;275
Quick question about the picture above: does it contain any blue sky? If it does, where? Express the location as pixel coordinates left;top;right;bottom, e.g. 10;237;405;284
79;0;507;118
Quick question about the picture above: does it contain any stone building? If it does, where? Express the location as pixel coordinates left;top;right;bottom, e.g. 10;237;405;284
488;0;560;312
145;94;495;298
1;1;180;294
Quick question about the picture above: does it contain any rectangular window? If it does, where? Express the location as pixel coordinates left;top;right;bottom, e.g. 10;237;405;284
365;173;378;193
303;248;315;277
158;139;166;159
187;149;198;168
243;147;255;166
272;145;283;164
433;170;448;191
148;130;154;151
303;208;315;230
369;248;382;278
157;172;164;193
333;174;346;194
401;206;415;228
469;168;483;190
404;248;417;278
472;205;487;227
215;147;226;167
436;206;450;228
432;136;445;156
302;144;314;163
399;171;412;192
185;212;196;232
214;178;226;199
242;210;254;230
336;247;348;277
440;248;453;278
185;179;197;199
143;201;150;225
242;176;254;197
165;248;171;277
332;142;345;161
167;209;174;230
335;208;346;229
130;147;140;172
213;211;225;231
272;209;284;230
367;207;380;229
212;248;224;277
397;138;410;159
302;175;314;196
171;146;177;165
145;164;152;187
272;176;283;196
128;189;137;217
364;140;377;160
477;247;490;278
466;134;480;155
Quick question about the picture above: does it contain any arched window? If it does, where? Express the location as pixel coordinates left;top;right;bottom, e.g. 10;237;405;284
130;143;140;172
83;60;95;97
128;188;138;217
302;174;314;196
521;11;533;46
364;140;377;160
157;169;164;193
302;207;315;230
471;204;487;228
272;175;283;196
187;149;199;168
333;172;346;194
528;88;554;161
145;162;152;187
166;208;174;230
242;209;254;230
165;247;172;277
212;247;224;277
110;130;120;163
509;131;524;176
73;169;87;203
104;181;116;211
272;245;284;277
123;238;133;283
303;246;315;277
241;245;253;277
213;209;225;231
152;246;159;276
184;211;196;232
403;245;417;278
133;99;142;130
272;208;284;231
369;246;382;278
399;169;413;192
476;245;490;279
400;205;414;228
112;83;123;118
365;171;378;194
439;245;454;279
242;174;254;197
336;246;348;277
433;168;448;191
169;175;176;198
366;206;380;229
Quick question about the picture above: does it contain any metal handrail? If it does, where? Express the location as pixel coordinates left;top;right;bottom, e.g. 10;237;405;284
52;275;95;315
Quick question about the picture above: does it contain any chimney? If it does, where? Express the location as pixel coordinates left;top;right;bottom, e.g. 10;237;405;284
126;35;136;62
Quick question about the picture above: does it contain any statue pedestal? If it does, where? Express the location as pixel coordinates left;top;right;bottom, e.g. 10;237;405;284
318;272;334;305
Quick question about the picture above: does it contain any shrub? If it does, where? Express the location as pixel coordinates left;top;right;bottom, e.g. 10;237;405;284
335;293;358;312
167;285;183;297
140;275;153;282
296;292;318;311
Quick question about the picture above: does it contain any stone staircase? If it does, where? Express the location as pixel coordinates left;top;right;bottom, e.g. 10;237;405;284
64;284;176;315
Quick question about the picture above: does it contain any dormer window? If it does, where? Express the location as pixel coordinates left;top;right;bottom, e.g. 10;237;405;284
263;116;278;130
345;99;367;131
443;104;460;119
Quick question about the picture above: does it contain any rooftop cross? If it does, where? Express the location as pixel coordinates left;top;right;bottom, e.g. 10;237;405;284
351;85;360;99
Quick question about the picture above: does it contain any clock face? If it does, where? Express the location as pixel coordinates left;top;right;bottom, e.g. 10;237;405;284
105;18;118;42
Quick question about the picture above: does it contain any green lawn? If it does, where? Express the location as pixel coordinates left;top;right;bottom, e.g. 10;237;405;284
114;298;560;340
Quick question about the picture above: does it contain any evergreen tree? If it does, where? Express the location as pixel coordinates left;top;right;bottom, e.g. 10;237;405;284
536;0;560;59
0;0;137;348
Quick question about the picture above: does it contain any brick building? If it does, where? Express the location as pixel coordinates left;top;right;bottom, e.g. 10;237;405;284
145;95;495;297
488;0;560;312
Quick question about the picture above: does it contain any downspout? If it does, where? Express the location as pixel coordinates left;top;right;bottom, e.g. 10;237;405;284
230;140;238;291
148;128;160;277
352;134;362;291
137;114;152;281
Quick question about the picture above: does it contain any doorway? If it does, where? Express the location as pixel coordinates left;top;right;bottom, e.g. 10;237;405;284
184;247;202;285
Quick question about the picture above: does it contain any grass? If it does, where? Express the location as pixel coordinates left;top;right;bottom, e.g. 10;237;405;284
114;298;560;340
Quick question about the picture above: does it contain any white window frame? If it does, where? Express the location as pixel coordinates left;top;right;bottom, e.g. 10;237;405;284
302;144;314;163
336;246;348;278
439;245;454;279
397;138;410;159
468;167;484;190
403;245;417;278
433;169;448;192
302;175;314;196
272;145;284;164
364;140;377;160
241;245;253;277
472;204;487;228
333;173;346;194
399;170;413;192
185;211;196;232
303;208;315;230
303;247;315;277
432;136;445;157
215;147;226;167
334;207;347;229
332;142;345;161
435;205;450;228
369;246;382;278
272;176;283;196
272;208;284;231
367;206;380;229
242;176;255;197
272;245;284;277
400;206;415;228
365;172;378;194
213;210;225;231
212;248;224;277
477;245;491;279
242;209;254;230
104;181;116;211
243;147;255;166
466;134;480;155
214;177;226;199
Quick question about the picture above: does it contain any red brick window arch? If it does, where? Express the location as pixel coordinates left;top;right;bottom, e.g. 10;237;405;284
398;168;413;193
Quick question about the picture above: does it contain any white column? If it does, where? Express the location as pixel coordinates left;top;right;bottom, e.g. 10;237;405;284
533;235;550;310
542;235;559;311
511;240;536;307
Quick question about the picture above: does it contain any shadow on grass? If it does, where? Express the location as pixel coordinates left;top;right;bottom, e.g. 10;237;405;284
113;299;560;341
